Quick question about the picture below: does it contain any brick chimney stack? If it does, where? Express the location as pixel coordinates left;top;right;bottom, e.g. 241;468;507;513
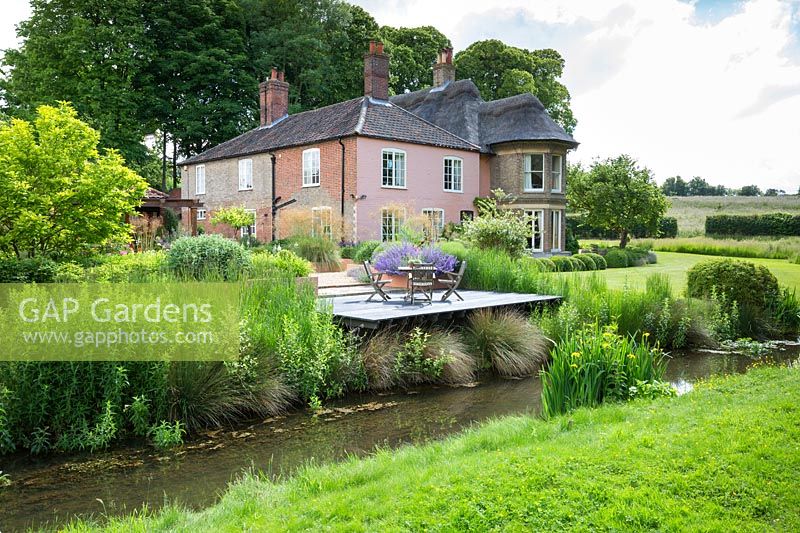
259;68;289;127
363;40;389;101
433;47;455;87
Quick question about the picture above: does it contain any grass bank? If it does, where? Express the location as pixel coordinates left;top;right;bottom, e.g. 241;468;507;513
667;195;800;235
67;364;800;532
563;251;800;294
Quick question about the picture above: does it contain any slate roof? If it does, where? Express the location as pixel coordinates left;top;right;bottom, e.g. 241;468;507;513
184;97;478;165
391;79;578;152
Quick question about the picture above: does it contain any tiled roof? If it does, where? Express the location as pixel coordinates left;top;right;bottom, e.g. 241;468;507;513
184;97;478;165
143;187;169;200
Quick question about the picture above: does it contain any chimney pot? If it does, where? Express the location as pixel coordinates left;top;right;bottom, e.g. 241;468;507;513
270;67;278;80
364;41;389;101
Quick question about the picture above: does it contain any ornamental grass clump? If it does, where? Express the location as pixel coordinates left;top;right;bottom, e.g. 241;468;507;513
540;323;673;419
360;327;475;389
463;309;550;377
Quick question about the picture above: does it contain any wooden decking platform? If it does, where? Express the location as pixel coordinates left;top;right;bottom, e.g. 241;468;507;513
325;290;561;329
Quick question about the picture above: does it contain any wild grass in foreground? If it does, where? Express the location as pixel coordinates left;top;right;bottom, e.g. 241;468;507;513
65;365;800;532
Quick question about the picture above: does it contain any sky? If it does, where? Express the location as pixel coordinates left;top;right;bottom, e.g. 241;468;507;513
1;0;799;191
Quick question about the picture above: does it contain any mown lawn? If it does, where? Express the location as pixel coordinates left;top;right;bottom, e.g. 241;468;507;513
562;251;800;294
68;365;800;532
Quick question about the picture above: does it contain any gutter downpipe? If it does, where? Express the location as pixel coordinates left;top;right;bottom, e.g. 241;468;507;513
269;152;277;242
338;137;346;241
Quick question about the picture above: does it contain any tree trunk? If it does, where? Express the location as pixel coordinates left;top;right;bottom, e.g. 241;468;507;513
161;131;167;192
619;229;629;249
172;140;178;190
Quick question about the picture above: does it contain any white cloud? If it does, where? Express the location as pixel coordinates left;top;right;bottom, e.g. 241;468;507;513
355;0;800;191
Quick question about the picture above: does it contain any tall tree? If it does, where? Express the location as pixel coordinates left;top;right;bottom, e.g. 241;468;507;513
454;40;576;133
739;185;762;196
1;0;153;167
568;156;668;248
379;26;451;94
142;0;255;160
662;176;688;196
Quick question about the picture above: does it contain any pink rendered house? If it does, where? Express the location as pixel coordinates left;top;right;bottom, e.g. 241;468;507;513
182;42;577;253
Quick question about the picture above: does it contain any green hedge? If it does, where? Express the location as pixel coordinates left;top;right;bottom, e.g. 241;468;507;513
568;215;678;239
705;213;800;237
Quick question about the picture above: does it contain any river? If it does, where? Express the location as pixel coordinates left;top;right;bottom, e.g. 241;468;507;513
2;344;798;531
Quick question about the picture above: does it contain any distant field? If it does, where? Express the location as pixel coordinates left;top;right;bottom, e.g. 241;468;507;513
667;195;800;235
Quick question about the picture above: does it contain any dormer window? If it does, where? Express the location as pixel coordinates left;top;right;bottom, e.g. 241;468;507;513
523;154;544;192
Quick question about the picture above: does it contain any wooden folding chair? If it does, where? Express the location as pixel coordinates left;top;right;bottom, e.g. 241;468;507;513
439;260;466;301
363;261;391;301
408;263;436;305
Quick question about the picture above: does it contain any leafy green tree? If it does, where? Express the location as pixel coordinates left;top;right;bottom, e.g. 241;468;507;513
661;176;688;196
1;0;153;167
0;103;147;258
454;40;576;133
739;185;762;196
568;156;668;248
379;25;451;94
212;206;255;237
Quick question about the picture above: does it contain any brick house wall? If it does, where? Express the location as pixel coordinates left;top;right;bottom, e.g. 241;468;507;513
488;141;571;252
273;137;358;241
181;152;273;240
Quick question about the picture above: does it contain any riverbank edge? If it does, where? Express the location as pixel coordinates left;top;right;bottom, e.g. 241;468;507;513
65;363;800;532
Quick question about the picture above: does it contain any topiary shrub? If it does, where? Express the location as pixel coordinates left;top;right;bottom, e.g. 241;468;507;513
353;240;382;263
574;254;597;270
568;256;586;271
339;245;356;259
687;258;779;312
550;255;574;272
167;235;249;280
536;258;557;272
604;248;630;268
584;252;607;270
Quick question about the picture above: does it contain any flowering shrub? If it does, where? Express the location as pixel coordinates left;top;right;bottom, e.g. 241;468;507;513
373;242;456;275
